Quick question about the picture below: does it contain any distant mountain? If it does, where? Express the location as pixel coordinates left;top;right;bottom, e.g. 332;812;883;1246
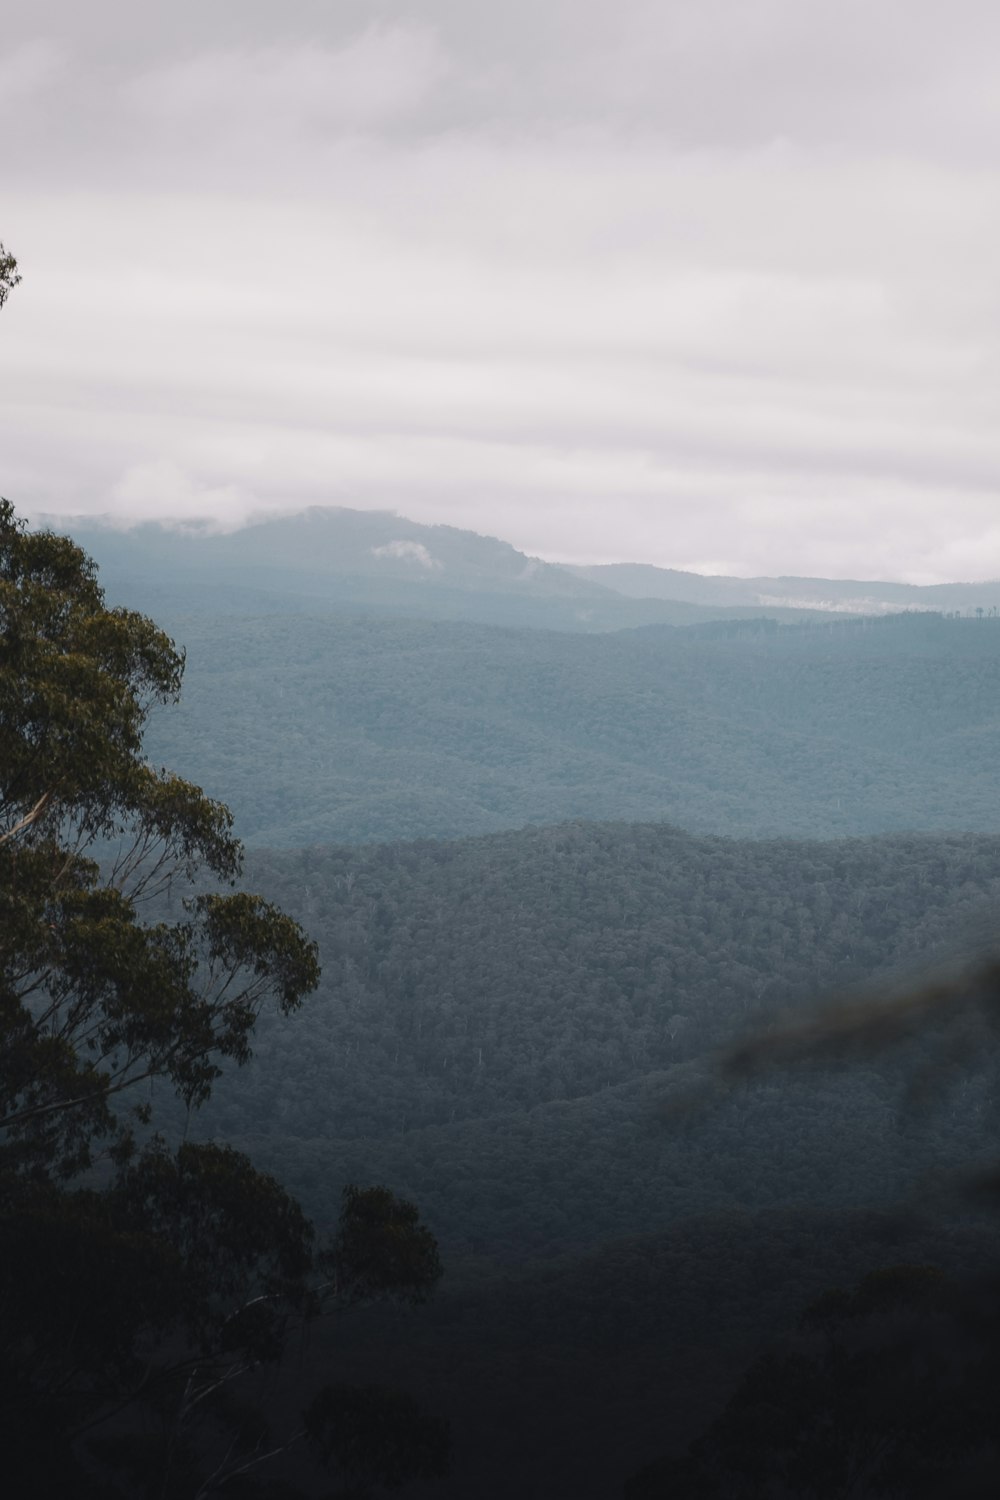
56;507;836;631
84;505;587;592
54;504;1000;627
566;561;1000;615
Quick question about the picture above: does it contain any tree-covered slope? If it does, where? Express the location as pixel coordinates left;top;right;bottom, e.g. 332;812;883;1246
173;823;1000;1262
169;818;1000;1496
142;609;1000;846
312;1206;1000;1500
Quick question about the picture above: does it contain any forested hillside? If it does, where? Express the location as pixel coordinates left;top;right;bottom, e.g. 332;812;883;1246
140;608;1000;846
177;822;1000;1258
316;1208;1000;1500
171;821;1000;1496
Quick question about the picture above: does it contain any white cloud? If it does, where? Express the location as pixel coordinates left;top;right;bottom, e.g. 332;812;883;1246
109;461;257;530
123;25;449;136
371;539;442;569
3;2;1000;581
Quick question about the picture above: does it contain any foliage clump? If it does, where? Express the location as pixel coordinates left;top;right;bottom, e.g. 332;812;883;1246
0;502;445;1496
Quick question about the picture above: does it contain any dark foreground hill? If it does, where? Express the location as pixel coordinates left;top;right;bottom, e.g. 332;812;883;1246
179;821;1000;1261
313;1207;1000;1500
142;607;1000;846
171;821;1000;1497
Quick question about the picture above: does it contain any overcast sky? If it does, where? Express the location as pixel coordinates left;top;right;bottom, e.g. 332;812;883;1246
3;0;999;580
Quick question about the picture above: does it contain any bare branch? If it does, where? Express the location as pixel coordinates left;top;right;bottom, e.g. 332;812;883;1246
0;791;53;846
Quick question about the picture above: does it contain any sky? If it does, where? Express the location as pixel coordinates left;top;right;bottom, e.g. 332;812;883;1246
2;0;1000;581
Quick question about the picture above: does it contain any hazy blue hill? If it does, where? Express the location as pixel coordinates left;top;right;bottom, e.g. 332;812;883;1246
568;561;767;605
570;559;1000;614
71;505;591;592
62;506;1000;627
60;507;836;631
141;608;1000;847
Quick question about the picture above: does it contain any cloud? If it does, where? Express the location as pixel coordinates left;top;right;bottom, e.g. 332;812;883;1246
0;39;65;105
371;540;442;569
3;2;1000;582
123;25;449;137
109;461;257;531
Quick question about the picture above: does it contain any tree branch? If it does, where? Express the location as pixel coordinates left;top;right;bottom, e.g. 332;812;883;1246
0;791;53;846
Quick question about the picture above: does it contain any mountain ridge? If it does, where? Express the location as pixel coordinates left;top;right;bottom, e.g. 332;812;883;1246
566;560;1000;614
44;505;1000;627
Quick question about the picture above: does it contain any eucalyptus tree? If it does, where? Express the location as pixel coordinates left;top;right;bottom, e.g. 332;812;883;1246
0;501;445;1496
0;241;19;309
0;496;321;1177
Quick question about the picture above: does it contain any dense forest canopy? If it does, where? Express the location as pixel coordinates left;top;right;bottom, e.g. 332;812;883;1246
131;608;1000;847
175;819;1000;1498
166;822;1000;1264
